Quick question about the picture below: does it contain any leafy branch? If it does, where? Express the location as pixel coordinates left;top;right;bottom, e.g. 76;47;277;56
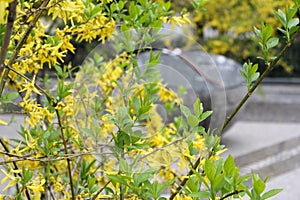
219;9;299;133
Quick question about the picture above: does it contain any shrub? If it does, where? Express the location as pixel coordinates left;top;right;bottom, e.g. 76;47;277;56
0;0;298;199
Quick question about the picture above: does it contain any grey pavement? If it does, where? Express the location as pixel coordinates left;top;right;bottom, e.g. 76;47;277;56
222;83;300;199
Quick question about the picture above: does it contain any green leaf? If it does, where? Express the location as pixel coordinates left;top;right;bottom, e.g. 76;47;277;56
88;177;96;191
277;27;287;35
290;25;299;34
7;92;19;101
186;176;199;192
188;191;210;198
212;174;225;191
250;72;260;83
262;24;273;43
129;2;138;20
253;26;262;40
133;169;156;186
54;65;63;77
288;18;299;29
118;1;124;10
262;189;283;200
180;104;191;118
119;158;131;174
200;111;213;122
137;113;153;121
187;115;199;128
266;38;279;49
249;63;258;74
254;178;266;195
224;155;236;176
106;174;128;186
152;20;162;33
120;23;130;40
118;106;128;120
132;96;141;112
193;98;203;117
286;8;298;21
204;159;215;182
277;9;287;25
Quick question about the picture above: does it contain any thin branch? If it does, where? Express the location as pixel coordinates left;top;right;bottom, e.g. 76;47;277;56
0;2;32;199
0;138;32;200
169;26;300;200
91;180;112;200
169;156;202;199
55;109;75;200
0;0;18;74
219;28;300;133
0;151;115;165
220;190;245;200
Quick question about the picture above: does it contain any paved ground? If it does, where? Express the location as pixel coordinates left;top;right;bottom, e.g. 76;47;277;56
221;83;300;199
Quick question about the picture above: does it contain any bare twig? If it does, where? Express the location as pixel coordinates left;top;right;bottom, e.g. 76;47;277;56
169;156;202;199
220;190;245;200
0;0;17;74
55;110;75;200
91;180;112;200
0;1;32;199
0;151;115;165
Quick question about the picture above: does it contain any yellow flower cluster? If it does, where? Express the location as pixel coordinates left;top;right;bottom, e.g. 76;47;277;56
0;0;218;198
48;0;116;43
161;13;192;28
25;173;46;198
98;53;130;95
19;98;53;128
73;17;116;43
194;0;293;34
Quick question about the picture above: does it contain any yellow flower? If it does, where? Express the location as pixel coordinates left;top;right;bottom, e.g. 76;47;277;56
194;134;205;151
26;174;46;195
55;101;65;110
0;119;8;126
24;131;37;150
157;83;182;104
1;169;21;191
174;195;193;200
19;75;41;100
161;13;192;28
150;132;168;147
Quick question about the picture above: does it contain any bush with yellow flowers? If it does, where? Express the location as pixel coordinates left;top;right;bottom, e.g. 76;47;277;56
168;0;298;76
0;0;299;199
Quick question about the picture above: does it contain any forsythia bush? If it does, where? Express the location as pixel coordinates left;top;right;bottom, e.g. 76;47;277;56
170;0;296;74
0;0;298;199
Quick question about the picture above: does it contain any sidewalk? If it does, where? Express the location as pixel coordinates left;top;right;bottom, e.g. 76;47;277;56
221;83;300;199
222;121;300;199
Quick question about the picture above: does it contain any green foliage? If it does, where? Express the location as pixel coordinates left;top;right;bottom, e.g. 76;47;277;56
240;62;260;91
252;24;279;64
274;7;300;42
247;174;283;200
